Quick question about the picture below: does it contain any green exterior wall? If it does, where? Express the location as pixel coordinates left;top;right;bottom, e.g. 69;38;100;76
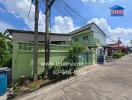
91;26;106;46
12;41;68;81
71;29;104;66
71;30;100;47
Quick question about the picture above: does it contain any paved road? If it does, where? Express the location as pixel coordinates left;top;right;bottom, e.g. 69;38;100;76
16;54;132;100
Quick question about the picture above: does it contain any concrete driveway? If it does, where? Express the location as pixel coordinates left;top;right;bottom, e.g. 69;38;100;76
16;54;132;100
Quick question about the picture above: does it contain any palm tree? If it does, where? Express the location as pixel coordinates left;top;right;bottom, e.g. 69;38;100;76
0;32;12;67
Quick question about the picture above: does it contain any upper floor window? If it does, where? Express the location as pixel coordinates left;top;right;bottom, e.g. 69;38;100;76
83;35;88;41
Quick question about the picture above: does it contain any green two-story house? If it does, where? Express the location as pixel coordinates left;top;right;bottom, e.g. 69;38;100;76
70;22;106;65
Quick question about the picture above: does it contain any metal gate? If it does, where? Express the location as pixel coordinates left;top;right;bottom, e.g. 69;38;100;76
79;51;93;66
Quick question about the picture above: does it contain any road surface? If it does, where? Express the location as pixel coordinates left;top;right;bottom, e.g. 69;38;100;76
16;54;132;100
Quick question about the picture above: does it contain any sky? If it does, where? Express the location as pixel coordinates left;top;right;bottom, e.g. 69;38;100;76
0;0;132;45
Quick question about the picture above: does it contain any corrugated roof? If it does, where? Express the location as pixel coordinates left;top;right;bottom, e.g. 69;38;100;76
5;29;71;36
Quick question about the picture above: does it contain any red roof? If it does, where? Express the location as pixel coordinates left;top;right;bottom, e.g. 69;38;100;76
107;43;124;48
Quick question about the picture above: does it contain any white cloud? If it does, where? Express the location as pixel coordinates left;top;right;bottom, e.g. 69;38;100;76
52;16;79;33
0;1;78;33
0;0;45;31
0;22;15;32
88;18;132;45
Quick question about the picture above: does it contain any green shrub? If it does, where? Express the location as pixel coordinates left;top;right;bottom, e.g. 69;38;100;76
0;32;12;67
0;48;11;67
113;52;126;59
48;65;62;79
62;43;84;75
121;52;126;56
38;65;62;79
44;43;84;80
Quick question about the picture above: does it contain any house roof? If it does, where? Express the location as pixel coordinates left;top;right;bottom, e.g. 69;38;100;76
5;23;106;37
107;43;124;48
110;5;124;10
69;22;106;37
5;29;71;36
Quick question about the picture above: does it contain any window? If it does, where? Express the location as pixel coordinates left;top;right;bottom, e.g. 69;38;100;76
83;35;88;40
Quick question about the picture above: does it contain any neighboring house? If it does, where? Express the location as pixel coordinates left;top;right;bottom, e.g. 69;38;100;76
5;22;106;81
105;42;127;56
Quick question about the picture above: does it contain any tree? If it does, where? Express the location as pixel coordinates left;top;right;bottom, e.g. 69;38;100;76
0;32;12;67
62;43;84;74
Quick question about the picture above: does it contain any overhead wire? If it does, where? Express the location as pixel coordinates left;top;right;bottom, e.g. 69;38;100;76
57;1;85;26
61;0;117;42
42;0;86;26
62;0;87;23
28;0;118;43
28;0;34;17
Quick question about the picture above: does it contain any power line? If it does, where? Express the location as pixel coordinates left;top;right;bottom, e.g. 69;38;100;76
55;0;87;26
45;1;116;42
62;0;87;23
57;1;85;26
42;0;86;26
28;0;34;17
34;0;118;43
56;0;117;42
27;0;45;16
61;0;117;42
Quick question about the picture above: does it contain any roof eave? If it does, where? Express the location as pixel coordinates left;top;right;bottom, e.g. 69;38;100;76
5;29;71;36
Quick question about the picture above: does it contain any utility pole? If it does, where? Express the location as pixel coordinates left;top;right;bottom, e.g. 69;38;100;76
33;0;39;81
118;38;121;53
45;0;55;79
45;0;50;79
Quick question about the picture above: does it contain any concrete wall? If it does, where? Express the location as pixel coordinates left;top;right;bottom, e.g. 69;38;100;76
12;41;68;81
